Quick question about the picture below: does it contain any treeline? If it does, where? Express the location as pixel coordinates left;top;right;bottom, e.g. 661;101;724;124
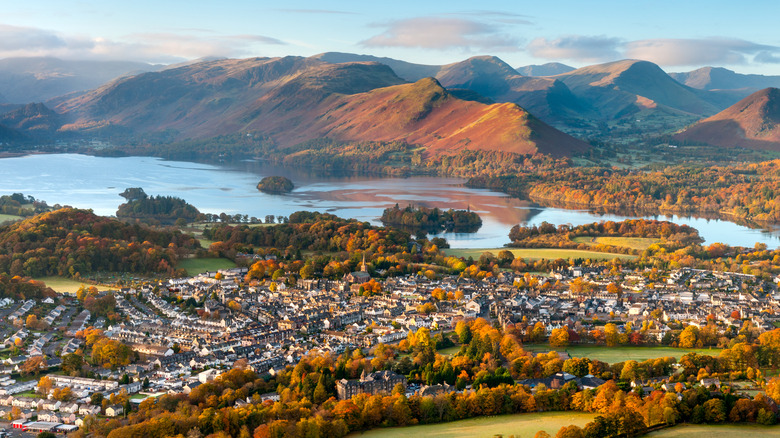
0;208;200;278
0;273;55;300
467;160;780;224
116;188;201;225
381;204;482;233
0;192;50;218
508;219;703;253
204;211;413;257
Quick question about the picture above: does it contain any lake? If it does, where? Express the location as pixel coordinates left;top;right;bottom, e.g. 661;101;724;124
1;153;779;249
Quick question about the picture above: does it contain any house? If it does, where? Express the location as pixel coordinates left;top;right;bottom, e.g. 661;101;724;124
336;370;406;400
106;404;124;417
79;405;101;416
700;378;721;389
60;402;79;414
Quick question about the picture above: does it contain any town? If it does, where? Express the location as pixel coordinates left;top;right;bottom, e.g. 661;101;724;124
1;256;775;435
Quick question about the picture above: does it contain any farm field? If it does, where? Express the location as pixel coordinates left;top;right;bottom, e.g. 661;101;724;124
572;236;660;251
444;248;636;261
644;424;780;437
35;276;115;294
522;344;723;364
178;257;237;275
349;411;597;438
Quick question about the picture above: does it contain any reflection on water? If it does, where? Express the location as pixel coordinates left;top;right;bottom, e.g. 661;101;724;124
0;154;779;249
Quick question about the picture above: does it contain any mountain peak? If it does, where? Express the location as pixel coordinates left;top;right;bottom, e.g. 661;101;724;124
674;87;780;150
517;62;575;76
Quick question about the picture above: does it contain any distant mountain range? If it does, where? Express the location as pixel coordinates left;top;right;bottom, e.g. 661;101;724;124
674;87;780;150
0;57;161;104
51;56;588;156
3;53;780;155
670;67;780;92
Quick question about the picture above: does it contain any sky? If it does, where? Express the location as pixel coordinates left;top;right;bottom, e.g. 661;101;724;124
2;0;780;74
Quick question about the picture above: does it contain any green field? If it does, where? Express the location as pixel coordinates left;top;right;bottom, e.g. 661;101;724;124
522;345;723;364
178;257;237;275
0;213;22;223
572;236;660;251
437;345;462;357
349;412;597;438
36;276;116;294
445;248;636;261
644;424;780;437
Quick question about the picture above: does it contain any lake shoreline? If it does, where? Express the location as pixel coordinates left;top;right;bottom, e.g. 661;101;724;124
0;153;779;249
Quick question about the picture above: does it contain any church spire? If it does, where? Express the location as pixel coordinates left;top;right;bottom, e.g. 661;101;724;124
361;253;367;272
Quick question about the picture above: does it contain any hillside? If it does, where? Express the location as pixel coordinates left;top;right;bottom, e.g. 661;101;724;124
674;87;780;150
553;59;722;120
56;56;404;138
0;57;161;104
54;56;589;157
0;208;200;278
0;102;66;136
315;54;587;124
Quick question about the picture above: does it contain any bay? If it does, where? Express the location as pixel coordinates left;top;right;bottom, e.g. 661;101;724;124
1;153;779;249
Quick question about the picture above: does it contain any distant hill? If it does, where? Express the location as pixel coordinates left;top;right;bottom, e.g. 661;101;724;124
0;102;66;136
312;52;439;81
674;87;780;150
0;123;24;143
0;57;162;104
552;59;723;120
670;67;780;93
53;56;589;157
517;62;575;76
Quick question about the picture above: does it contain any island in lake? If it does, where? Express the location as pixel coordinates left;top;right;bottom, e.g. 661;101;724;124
381;204;482;234
257;176;294;194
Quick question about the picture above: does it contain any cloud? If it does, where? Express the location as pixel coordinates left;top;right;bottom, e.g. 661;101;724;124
528;34;780;68
624;38;778;66
755;51;780;64
0;24;68;52
527;35;622;63
0;23;286;63
361;16;520;51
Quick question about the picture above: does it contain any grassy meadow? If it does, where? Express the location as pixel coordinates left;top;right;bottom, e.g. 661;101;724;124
571;236;660;251
178;257;237;275
349;411;597;438
444;248;636;261
643;424;780;437
0;213;22;223
522;344;723;364
35;276;117;294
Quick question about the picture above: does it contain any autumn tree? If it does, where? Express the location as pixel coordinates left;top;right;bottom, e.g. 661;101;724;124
550;327;570;348
21;356;46;375
37;375;53;397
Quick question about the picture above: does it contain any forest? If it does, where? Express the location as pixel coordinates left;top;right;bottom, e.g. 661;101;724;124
467;159;780;224
0;208;199;279
380;204;482;234
116;188;202;225
256;176;294;194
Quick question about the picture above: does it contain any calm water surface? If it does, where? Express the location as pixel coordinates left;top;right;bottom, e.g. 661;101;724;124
1;154;779;249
